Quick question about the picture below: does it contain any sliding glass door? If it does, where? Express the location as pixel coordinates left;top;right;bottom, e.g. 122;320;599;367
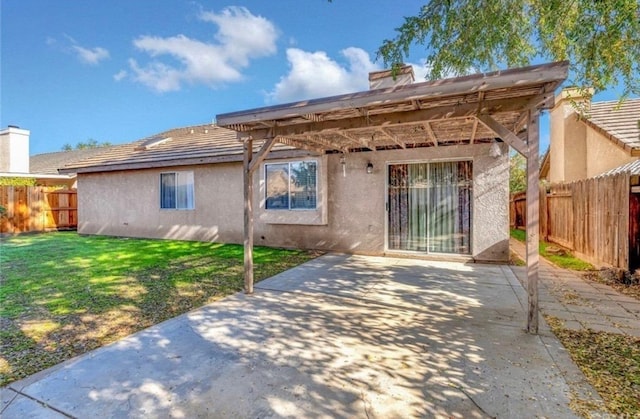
387;161;472;254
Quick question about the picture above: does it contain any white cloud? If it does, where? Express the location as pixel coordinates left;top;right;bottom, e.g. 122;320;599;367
46;35;110;66
113;70;127;81
125;7;278;93
268;47;380;103
72;45;110;65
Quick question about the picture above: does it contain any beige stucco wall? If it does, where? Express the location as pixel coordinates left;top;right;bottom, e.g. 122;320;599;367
78;143;509;262
585;129;637;178
549;88;636;183
78;163;244;242
549;93;587;183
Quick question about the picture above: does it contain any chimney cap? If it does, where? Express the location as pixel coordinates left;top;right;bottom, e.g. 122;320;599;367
368;65;414;82
368;65;415;90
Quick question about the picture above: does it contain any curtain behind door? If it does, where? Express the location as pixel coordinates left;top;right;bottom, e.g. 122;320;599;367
388;161;472;254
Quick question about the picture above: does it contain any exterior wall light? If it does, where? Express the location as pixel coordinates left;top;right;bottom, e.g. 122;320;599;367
366;162;373;174
489;140;502;158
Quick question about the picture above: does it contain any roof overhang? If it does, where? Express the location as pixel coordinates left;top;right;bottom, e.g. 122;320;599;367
217;61;569;153
0;172;75;180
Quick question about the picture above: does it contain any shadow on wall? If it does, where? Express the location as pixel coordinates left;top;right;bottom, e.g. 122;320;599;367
80;222;223;243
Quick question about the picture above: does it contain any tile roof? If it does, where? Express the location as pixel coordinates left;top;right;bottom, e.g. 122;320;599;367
30;147;115;175
60;124;297;174
583;98;640;155
598;159;640;177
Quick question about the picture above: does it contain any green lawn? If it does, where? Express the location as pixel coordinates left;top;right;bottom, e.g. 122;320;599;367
509;228;594;270
0;232;315;386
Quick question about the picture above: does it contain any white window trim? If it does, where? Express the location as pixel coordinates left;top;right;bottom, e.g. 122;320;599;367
264;160;318;211
159;171;195;210
259;156;328;226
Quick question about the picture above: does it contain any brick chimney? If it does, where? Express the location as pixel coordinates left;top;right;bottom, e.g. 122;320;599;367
368;65;415;90
0;126;30;173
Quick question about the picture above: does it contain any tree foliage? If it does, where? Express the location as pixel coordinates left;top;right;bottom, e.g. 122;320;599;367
378;0;640;96
0;177;37;186
61;139;112;151
509;152;526;193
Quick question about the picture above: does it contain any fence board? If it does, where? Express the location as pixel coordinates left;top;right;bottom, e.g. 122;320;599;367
510;173;632;270
0;186;77;234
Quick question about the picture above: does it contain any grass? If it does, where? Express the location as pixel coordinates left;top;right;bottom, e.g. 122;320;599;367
545;316;640;417
509;228;594;271
0;232;316;386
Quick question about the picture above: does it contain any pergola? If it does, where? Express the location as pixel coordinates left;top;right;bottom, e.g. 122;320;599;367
216;61;569;334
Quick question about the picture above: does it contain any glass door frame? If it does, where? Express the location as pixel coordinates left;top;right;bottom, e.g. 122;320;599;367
384;157;474;255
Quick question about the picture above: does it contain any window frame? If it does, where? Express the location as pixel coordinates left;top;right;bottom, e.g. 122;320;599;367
159;171;195;210
264;160;318;211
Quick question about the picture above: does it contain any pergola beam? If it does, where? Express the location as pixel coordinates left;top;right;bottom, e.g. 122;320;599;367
243;137;254;294
244;96;536;142
337;131;377;151
469;119;479;144
248;136;277;174
423;122;439;147
476;113;529;156
378;128;406;149
217;61;568;127
276;136;327;154
526;110;540;334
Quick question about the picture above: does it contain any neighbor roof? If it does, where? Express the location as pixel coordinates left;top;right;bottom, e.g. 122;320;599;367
30;147;115;175
582;98;640;156
598;159;640;177
60;124;298;174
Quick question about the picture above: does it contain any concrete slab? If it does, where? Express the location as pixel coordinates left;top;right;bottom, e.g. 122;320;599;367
2;254;602;418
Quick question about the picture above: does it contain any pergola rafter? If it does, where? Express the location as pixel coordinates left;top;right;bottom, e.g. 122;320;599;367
217;61;569;335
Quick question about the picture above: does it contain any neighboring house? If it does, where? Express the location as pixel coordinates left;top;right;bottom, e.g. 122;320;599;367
62;63;567;263
0;126;112;187
541;90;640;182
30;147;115;188
0;126;113;233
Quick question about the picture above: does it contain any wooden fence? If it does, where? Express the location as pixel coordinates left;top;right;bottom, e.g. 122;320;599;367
0;186;77;234
510;172;636;271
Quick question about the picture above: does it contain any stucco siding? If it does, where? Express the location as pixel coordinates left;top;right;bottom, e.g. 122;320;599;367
78;163;244;242
585;129;637;178
78;143;509;262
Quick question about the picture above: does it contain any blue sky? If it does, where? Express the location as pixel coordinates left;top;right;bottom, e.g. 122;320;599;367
0;1;630;155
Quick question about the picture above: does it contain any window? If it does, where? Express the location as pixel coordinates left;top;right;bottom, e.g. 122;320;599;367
265;161;317;210
160;171;194;209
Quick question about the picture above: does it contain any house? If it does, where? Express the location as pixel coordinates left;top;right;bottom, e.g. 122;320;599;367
30;147;115;188
535;92;640;273
0;126;115;233
62;62;567;267
0;125;112;188
541;89;640;182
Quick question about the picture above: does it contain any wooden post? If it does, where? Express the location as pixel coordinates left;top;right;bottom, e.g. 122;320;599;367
243;137;254;294
526;110;540;334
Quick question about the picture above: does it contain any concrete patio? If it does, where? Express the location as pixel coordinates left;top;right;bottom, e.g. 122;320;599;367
1;254;602;418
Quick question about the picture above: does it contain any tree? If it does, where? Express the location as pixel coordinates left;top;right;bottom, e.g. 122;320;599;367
509;152;526;193
378;1;640;97
61;139;112;151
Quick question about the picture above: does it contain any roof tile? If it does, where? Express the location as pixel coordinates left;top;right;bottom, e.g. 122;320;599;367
585;98;640;151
